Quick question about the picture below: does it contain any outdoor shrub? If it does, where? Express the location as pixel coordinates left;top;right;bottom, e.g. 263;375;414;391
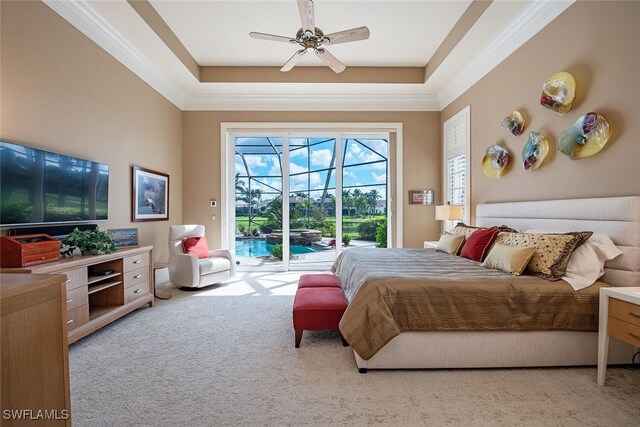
358;218;383;240
251;228;259;236
271;243;283;260
318;223;336;238
260;220;280;234
342;235;351;246
238;225;246;233
376;221;388;248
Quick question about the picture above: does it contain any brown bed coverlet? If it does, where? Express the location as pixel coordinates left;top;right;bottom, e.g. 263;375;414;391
331;248;606;360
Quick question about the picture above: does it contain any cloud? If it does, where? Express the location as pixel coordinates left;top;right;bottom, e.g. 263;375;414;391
268;156;281;176
343;169;357;179
290;148;308;159
311;149;333;169
290;172;321;191
289;163;307;174
371;172;387;184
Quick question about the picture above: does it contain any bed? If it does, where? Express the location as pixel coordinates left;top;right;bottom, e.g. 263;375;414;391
332;196;640;371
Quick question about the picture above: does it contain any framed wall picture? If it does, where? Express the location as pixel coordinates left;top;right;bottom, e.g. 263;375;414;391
409;189;435;205
132;165;169;222
107;228;140;249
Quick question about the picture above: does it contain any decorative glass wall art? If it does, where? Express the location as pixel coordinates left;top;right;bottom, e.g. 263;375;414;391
482;145;510;179
558;112;612;160
522;131;549;171
502;111;525;136
540;71;576;115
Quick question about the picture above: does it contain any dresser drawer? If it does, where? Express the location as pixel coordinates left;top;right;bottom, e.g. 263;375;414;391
124;267;149;289
63;267;88;291
66;305;89;331
66;286;88;311
608;317;640;347
23;250;60;266
123;253;150;273
609;298;640;327
124;284;149;304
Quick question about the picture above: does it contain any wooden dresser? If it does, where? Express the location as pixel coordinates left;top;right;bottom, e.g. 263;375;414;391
8;246;154;344
597;286;640;386
1;274;72;426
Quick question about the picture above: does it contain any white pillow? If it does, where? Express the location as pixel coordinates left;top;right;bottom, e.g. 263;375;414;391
525;231;622;291
563;234;622;291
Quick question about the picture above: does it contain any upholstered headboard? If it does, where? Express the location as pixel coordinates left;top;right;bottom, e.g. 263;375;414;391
476;196;640;287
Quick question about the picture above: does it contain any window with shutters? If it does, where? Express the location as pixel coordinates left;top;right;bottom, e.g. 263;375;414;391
443;106;470;226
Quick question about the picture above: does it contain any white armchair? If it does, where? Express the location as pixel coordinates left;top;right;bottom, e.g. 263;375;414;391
168;225;235;288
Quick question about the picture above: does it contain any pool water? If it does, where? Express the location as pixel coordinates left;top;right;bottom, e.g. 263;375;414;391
235;238;318;257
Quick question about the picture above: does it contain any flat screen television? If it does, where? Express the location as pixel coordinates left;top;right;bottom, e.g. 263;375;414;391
1;141;109;226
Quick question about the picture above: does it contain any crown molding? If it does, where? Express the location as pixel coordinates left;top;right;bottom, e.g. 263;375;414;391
182;93;440;111
438;0;575;109
43;0;185;108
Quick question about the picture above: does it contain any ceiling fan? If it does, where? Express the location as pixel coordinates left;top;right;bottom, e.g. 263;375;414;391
249;0;370;73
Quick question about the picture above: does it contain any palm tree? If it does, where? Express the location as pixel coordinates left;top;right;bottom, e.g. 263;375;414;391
235;172;247;195
366;189;381;216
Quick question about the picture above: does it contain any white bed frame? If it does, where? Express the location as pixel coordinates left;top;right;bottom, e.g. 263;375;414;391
354;196;640;372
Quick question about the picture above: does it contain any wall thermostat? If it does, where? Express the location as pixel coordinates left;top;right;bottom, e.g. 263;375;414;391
210;200;217;208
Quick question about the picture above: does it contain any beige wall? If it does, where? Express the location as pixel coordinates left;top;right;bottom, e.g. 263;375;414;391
442;1;640;221
0;1;183;261
182;111;441;249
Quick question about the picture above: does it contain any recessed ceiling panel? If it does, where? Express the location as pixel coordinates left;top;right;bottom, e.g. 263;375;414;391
149;0;472;67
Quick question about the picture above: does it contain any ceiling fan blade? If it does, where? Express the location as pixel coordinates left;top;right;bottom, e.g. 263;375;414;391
281;49;306;72
249;32;296;44
297;0;315;34
324;26;370;45
316;48;346;74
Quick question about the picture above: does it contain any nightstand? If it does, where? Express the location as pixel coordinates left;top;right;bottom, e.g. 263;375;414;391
424;241;438;249
597;287;640;386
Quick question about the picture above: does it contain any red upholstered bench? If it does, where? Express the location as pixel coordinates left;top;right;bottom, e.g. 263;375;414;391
297;273;341;288
293;275;348;348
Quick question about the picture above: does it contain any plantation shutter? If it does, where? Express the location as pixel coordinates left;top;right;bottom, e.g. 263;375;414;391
443;106;470;223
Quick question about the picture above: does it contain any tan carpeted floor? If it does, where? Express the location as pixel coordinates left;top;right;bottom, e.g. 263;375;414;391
69;272;640;426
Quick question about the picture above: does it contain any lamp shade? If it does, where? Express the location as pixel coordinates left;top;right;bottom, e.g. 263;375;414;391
435;205;462;221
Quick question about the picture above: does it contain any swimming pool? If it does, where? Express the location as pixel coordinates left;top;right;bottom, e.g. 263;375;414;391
235;238;318;257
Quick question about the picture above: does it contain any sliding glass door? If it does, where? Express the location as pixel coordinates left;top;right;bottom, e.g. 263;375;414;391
231;132;389;271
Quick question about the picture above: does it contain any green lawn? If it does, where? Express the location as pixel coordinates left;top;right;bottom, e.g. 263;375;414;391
235;215;386;239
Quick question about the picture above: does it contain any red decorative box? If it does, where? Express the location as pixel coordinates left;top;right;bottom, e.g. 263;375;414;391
1;234;60;268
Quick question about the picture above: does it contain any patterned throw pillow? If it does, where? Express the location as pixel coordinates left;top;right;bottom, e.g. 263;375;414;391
494;231;593;280
451;223;517;239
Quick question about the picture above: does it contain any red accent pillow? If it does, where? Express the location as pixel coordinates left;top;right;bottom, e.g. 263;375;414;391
459;227;499;262
182;237;210;259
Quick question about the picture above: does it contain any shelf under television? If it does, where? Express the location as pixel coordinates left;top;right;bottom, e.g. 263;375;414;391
89;304;120;321
87;280;122;295
87;272;122;285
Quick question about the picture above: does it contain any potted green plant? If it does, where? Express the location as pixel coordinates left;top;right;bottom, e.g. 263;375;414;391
60;227;117;257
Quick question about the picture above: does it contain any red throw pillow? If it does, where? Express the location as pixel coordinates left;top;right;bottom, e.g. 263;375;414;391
459;227;499;262
182;237;210;259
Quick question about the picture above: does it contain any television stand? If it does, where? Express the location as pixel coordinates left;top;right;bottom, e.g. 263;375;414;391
9;246;153;344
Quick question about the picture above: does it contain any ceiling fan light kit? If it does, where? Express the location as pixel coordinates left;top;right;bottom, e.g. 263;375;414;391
249;0;370;73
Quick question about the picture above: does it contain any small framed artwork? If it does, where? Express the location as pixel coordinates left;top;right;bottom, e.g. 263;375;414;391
107;228;140;249
132;165;169;222
409;189;435;205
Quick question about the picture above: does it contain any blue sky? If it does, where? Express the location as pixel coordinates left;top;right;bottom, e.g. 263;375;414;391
235;138;387;198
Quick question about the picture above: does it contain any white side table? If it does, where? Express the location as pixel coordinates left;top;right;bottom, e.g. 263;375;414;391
597;286;640;386
424;241;438;249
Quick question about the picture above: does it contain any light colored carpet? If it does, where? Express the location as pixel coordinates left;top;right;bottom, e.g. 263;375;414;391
69;272;640;426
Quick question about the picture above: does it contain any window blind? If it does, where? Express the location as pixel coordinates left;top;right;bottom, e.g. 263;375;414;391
444;107;469;222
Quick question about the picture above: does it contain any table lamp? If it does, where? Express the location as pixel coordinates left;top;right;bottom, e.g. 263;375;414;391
435;204;462;231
